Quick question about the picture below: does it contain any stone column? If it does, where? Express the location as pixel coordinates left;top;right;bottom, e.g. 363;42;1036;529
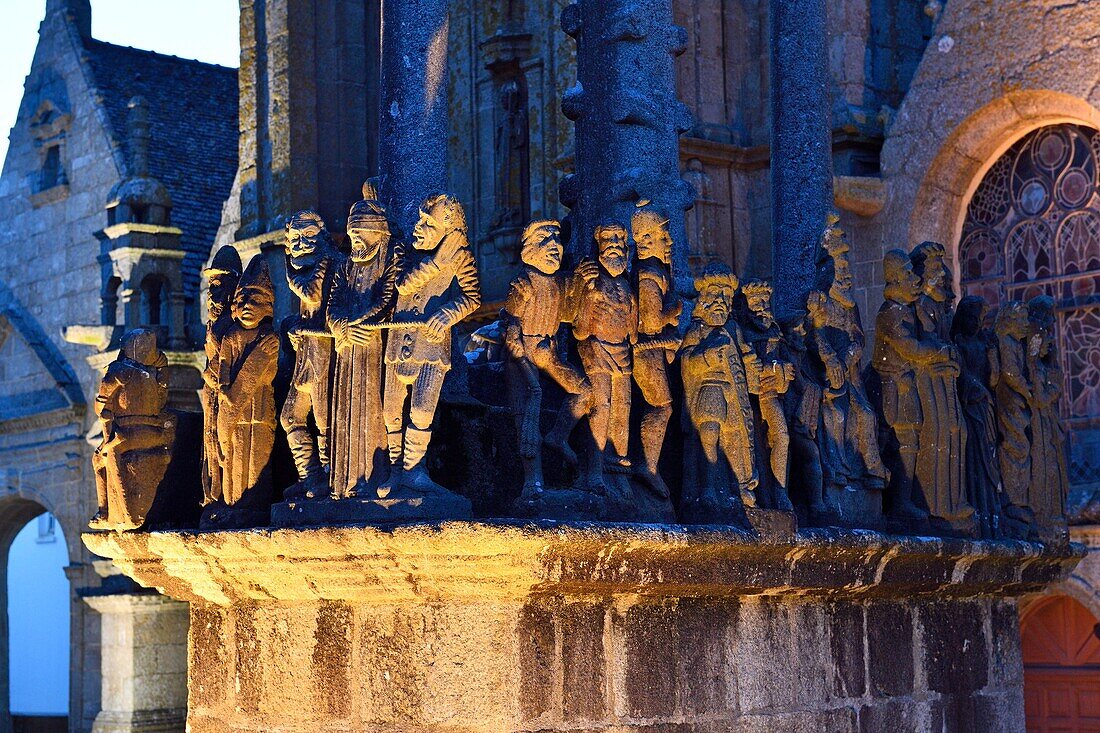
769;0;832;320
83;592;188;733
560;0;695;278
378;0;450;237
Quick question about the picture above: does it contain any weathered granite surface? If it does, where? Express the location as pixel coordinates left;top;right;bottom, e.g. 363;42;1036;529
85;523;1082;733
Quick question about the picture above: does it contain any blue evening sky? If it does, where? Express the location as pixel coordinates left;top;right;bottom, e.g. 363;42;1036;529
0;0;240;163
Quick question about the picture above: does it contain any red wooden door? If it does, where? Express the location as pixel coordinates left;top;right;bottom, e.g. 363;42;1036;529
1023;595;1100;732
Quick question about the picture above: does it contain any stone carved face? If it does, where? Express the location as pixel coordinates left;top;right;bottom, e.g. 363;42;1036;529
207;271;239;322
520;223;562;275
697;281;736;328
954;296;987;338
633;213;672;264
285;221;325;264
742;283;775;331
883;251;922;305
232;261;275;330
830;250;854;306
595;224;629;278
413;196;465;252
996;302;1032;341
348;225;390;264
122;328;159;367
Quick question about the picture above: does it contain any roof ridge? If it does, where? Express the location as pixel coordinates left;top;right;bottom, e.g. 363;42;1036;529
83;37;238;72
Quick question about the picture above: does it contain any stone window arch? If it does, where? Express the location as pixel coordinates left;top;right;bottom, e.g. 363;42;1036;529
959;123;1100;487
28;100;71;196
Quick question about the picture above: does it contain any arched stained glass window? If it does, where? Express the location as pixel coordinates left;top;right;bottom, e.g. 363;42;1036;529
960;124;1100;488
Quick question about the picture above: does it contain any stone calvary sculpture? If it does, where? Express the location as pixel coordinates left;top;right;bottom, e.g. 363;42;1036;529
88;201;1071;542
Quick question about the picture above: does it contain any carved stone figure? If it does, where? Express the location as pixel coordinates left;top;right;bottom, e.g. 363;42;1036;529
873;250;951;523
200;246;242;507
204;257;279;527
909;241;973;534
502;219;591;499
1028;295;1069;534
631;204;682;499
90;328;175;531
327;186;396;499
566;221;638;498
680;263;759;521
807;221;888;502
280;211;340;500
994;301;1034;527
739;279;794;510
951;295;1002;538
382;194;480;498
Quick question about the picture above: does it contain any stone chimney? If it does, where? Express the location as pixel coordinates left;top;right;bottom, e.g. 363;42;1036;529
45;0;91;38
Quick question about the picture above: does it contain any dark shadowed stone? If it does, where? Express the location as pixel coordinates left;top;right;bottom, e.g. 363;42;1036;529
622;601;678;719
561;601;607;722
830;603;866;698
867;602;914;697
922;600;989;694
989;600;1024;689
675;598;736;716
518;601;556;722
859;699;921;733
312;602;352;718
271;491;473;527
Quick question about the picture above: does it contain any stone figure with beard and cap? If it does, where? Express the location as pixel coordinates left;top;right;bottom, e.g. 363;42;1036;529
566;221;639;505
200;245;242;507
90;328;175;531
204;257;280;528
502;219;593;504
382;193;480;505
873;249;957;527
739;279;794;511
327;183;397;499
679;263;760;522
280;210;342;500
631;202;683;500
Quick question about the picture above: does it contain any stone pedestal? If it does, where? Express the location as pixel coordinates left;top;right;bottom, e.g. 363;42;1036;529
85;523;1081;733
82;592;188;733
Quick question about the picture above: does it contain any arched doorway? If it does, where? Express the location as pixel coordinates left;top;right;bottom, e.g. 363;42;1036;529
1022;594;1100;732
957;123;1100;490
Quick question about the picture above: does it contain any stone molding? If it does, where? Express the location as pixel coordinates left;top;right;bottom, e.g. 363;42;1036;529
83;522;1083;607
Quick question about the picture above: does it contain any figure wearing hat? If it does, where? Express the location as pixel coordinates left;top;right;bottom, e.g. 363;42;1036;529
281;210;343;499
326;182;398;498
201;245;242;506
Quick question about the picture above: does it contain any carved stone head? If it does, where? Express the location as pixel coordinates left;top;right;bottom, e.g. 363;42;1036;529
694;263;739;328
347;182;391;264
594;221;629;278
632;204;672;264
284;210;331;267
519;219;562;275
121;327;160;367
883;249;921;305
205;245;243;322
995;300;1032;341
741;279;776;330
910;241;951;304
232;257;275;330
413;193;467;252
952;295;988;339
1028;295;1057;358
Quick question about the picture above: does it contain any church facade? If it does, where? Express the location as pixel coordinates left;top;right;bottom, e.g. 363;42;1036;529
1;0;1099;731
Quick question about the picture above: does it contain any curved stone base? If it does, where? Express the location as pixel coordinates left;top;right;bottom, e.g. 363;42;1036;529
84;523;1083;733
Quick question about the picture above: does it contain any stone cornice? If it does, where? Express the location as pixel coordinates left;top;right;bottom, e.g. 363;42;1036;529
83;522;1084;607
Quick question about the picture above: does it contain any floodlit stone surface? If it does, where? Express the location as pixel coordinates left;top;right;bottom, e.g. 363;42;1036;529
86;523;1081;732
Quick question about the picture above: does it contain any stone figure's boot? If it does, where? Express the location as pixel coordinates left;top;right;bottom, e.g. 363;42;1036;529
637;406;671;499
284;426;323;500
376;429;404;498
545;393;586;468
890;446;927;520
401;427;448;495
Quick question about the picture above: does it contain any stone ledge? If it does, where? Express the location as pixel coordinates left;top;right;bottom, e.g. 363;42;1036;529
82;521;1084;607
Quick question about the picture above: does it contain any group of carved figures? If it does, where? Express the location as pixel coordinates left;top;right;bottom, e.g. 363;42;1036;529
89;191;1069;539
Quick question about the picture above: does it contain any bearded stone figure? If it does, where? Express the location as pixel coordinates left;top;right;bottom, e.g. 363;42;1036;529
90;328;175;531
566;221;638;502
679;263;759;521
909;241;973;534
1027;295;1069;536
950;295;1002;538
994;301;1034;530
200;245;242;506
631;203;682;500
502;219;592;502
873;250;956;526
382;194;480;502
281;211;342;500
807;219;888;507
327;185;397;499
204;257;279;528
739;279;794;511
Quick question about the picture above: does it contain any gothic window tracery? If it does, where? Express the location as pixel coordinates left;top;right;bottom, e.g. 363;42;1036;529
960;124;1100;486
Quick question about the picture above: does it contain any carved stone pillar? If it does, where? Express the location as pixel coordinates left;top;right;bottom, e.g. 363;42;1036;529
378;0;450;237
83;591;188;733
769;0;832;320
560;0;694;282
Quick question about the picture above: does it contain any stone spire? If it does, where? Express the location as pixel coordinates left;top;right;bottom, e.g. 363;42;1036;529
127;95;151;178
45;0;91;39
107;97;171;226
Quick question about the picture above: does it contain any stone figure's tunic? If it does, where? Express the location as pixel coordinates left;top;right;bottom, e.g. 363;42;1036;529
202;308;234;503
954;328;1001;535
1029;350;1068;524
327;249;396;496
634;261;678;407
995;331;1032;512
503;269;585;394
217;321;279;506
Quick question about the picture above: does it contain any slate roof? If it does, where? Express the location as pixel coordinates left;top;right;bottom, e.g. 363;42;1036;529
82;39;239;297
